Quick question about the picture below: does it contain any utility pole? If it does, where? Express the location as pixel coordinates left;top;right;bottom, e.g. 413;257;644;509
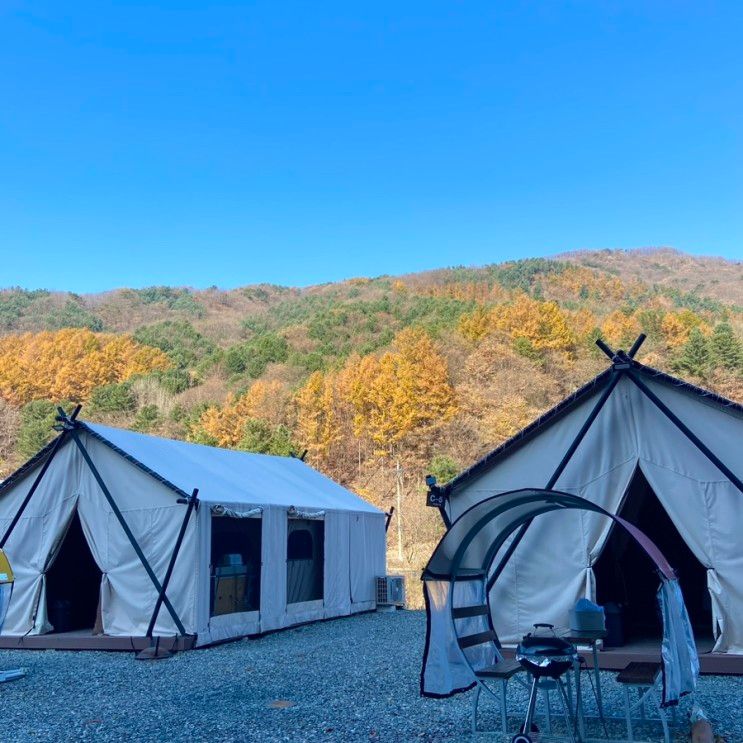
395;458;403;561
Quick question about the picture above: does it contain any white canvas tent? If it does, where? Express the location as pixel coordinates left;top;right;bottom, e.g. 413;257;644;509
426;341;743;655
0;414;386;647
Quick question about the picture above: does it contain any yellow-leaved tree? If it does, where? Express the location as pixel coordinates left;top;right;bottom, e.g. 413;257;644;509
0;328;170;406
458;305;492;343
661;310;709;349
295;371;343;469
493;295;576;355
343;327;457;455
600;310;642;350
339;328;457;563
196;379;290;448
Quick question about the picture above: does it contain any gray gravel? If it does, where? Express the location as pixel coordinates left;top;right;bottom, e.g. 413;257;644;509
0;611;739;742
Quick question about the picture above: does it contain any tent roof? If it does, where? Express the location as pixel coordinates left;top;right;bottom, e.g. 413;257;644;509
1;421;381;514
445;358;743;496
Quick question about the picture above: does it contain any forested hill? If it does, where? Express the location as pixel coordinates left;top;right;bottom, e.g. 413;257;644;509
1;247;741;570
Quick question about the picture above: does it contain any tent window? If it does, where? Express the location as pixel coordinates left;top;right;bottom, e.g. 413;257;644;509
287;519;324;604
288;529;313;560
210;516;262;617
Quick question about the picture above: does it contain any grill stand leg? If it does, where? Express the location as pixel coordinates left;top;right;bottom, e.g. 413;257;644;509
522;676;539;735
541;684;553;734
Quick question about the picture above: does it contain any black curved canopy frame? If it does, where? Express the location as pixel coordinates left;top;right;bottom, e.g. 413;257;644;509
423;488;675;586
420;488;698;706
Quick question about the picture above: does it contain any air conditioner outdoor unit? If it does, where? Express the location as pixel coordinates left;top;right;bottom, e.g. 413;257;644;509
376;575;405;608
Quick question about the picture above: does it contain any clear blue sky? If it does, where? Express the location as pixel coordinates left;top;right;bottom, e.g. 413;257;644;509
1;2;741;292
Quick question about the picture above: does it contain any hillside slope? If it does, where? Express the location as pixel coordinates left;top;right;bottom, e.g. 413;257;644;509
1;248;741;576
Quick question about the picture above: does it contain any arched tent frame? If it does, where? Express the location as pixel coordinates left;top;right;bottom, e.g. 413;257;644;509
420;488;699;706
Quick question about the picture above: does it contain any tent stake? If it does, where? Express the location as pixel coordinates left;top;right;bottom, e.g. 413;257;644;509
68;429;187;635
487;368;625;590
0;405;81;549
626;371;743;494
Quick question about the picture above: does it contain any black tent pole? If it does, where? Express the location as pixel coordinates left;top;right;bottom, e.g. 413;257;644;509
627;334;647;358
68;429;187;635
487;367;625;590
626;371;743;495
385;506;395;533
0;405;82;549
145;489;199;638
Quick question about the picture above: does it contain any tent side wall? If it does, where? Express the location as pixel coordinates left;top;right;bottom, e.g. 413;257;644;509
0;441;81;635
194;506;385;646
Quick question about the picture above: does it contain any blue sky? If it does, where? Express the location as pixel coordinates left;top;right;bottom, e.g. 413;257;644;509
0;2;741;292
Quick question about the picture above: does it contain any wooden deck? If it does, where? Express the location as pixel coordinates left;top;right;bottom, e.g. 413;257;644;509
1;631;741;674
501;636;743;676
0;630;196;652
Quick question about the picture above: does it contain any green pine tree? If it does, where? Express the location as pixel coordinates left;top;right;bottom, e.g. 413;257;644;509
709;323;743;371
673;328;710;378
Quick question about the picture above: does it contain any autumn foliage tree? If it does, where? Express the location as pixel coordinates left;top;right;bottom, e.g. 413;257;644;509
194;379;292;448
458;295;576;355
295;371;344;469
0;328;170;406
342;327;457;455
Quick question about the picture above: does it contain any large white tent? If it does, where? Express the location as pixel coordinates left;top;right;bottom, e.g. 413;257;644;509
0;414;386;647
426;343;743;655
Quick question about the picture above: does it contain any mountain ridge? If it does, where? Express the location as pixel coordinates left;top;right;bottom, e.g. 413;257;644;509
1;247;741;576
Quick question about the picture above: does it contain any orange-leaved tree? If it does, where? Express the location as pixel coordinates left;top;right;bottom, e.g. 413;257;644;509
492;294;576;354
600;310;642;350
661;310;709;349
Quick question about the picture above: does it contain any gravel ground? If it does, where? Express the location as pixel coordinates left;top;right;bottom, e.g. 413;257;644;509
0;610;739;742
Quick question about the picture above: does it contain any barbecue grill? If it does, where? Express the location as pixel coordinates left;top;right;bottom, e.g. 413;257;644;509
512;624;579;743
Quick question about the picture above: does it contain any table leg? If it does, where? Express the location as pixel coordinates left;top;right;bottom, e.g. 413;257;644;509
592;641;604;720
574;658;585;741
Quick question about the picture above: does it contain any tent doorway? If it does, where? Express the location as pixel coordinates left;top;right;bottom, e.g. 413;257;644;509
45;510;102;634
594;467;712;645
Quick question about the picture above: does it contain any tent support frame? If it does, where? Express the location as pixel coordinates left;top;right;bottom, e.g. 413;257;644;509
65;421;188;636
0;405;82;549
626;371;743;495
136;488;199;660
145;488;199;639
487;366;625;591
